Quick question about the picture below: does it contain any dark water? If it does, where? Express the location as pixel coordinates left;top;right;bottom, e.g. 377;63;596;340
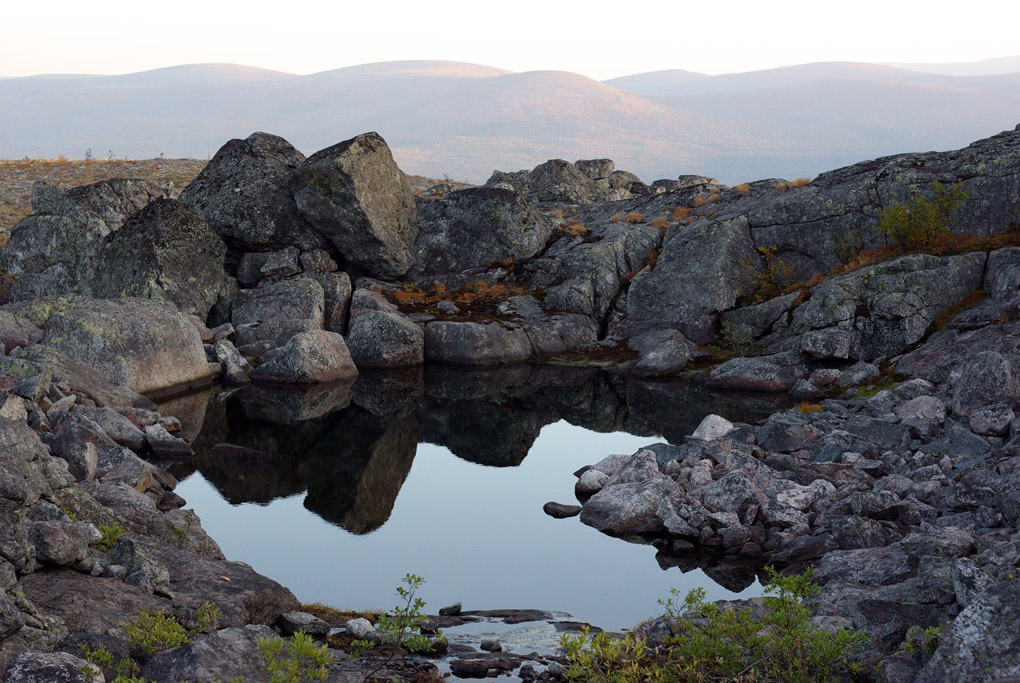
162;364;789;630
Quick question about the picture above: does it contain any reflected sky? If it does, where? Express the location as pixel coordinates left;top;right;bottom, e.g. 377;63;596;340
177;419;762;630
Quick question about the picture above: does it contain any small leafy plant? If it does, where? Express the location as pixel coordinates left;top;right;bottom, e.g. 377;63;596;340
165;510;194;548
877;180;968;253
258;631;330;683
742;245;798;303
121;602;220;657
96;522;127;551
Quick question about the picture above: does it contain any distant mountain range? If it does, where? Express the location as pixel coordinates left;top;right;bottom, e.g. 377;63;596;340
2;57;1019;185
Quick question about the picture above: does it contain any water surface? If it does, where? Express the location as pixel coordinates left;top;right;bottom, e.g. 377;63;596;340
165;365;787;630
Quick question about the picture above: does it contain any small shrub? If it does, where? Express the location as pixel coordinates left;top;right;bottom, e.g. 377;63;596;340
551;209;565;218
562;567;869;683
692;196;709;207
709;191;722;202
259;631;330;683
562;218;588;236
742;245;798;303
718;321;754;356
649;216;667;230
797;402;822;414
734;183;751;193
902;623;946;657
624;211;642;224
165;509;194;548
610;213;623;222
96;522;126;551
877;180;968;254
121;602;220;657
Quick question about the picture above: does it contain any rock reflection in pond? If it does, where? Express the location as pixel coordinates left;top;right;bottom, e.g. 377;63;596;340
175;366;788;601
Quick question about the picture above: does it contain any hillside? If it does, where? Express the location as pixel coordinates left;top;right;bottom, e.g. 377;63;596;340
2;58;1019;184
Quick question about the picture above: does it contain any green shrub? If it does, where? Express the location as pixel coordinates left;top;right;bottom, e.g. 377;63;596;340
121;602;220;657
743;245;798;303
96;522;127;551
877;180;968;253
561;567;869;683
258;631;330;683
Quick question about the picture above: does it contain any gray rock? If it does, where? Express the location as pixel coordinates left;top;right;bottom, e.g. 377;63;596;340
915;577;1020;682
410;187;554;278
347;310;424;367
140;625;283;683
70;406;146;452
575;469;609;498
232;278;326;349
17;345;155;410
789;379;824;400
0;357;51;402
690;414;735;441
250;330;358;383
28;520;97;566
301;271;352;334
424;321;532;365
708;350;810;392
144;424;193;458
0;652;99;683
178;131;323;250
579;476;676;535
0;310;44;355
38;296;213;396
237;246;302;287
277;611;330;636
836;362;880;389
90;198;227;319
627;215;757;343
574;159;615;180
629;330;690;377
0;591;25;639
0;178;171;301
346;617;376;639
212;340;253;384
299;249;338;273
294;132;418;279
968;402;1014;436
543;502;582;518
801;328;859;360
952;350;1020;416
894;395;946;422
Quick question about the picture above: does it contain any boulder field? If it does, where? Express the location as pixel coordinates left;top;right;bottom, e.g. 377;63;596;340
0;125;1018;679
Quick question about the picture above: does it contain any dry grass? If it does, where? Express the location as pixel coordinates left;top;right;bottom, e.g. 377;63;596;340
381;280;529;308
561;217;588;236
734;183;751;193
611;213;623;222
774;177;812;190
673;206;692;221
797;402;822;414
0;157;207;233
551;209;565;218
693;196;709;207
650;216;668;230
624;211;643;224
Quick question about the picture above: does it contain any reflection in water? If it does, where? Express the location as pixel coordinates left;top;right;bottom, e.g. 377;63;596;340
168;365;790;626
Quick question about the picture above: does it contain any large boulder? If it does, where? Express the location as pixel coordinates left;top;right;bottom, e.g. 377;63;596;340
140;626;282;683
915;578;1020;682
178;131;324;250
90;198;227;318
294;132;418;279
410;187;555;278
423;321;532;365
37;296;213;396
231;278;325;349
250;330;359;383
0;179;170;300
346;310;424;367
626;216;757;343
708;350;811;392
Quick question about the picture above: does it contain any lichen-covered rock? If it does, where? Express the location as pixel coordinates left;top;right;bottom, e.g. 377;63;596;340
38;296;213;396
707;350;810;392
579;476;676;535
0;651;99;683
346;310;424;367
951;350;1020;416
294;132;418;279
178;131;324;251
410;187;555;278
236;246;302;287
626;216;757;343
90;198;227;319
629;330;691;377
231;278;325;349
0;179;170;301
250;330;358;383
915;578;1020;683
424;321;532;365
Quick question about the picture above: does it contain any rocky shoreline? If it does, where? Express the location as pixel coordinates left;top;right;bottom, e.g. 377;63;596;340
0;124;1018;680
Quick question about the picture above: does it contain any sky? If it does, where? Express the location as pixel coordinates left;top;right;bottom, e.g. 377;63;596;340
2;0;1019;80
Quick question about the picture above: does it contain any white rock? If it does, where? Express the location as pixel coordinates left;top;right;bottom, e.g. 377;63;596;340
575;469;609;497
690;414;735;441
346;617;375;639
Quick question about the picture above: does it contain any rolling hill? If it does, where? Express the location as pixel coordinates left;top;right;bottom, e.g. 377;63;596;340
2;58;1018;184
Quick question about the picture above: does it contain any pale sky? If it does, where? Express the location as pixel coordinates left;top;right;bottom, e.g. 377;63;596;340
2;0;1018;80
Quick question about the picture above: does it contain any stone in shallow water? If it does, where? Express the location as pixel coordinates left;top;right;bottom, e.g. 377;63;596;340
542;502;581;519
